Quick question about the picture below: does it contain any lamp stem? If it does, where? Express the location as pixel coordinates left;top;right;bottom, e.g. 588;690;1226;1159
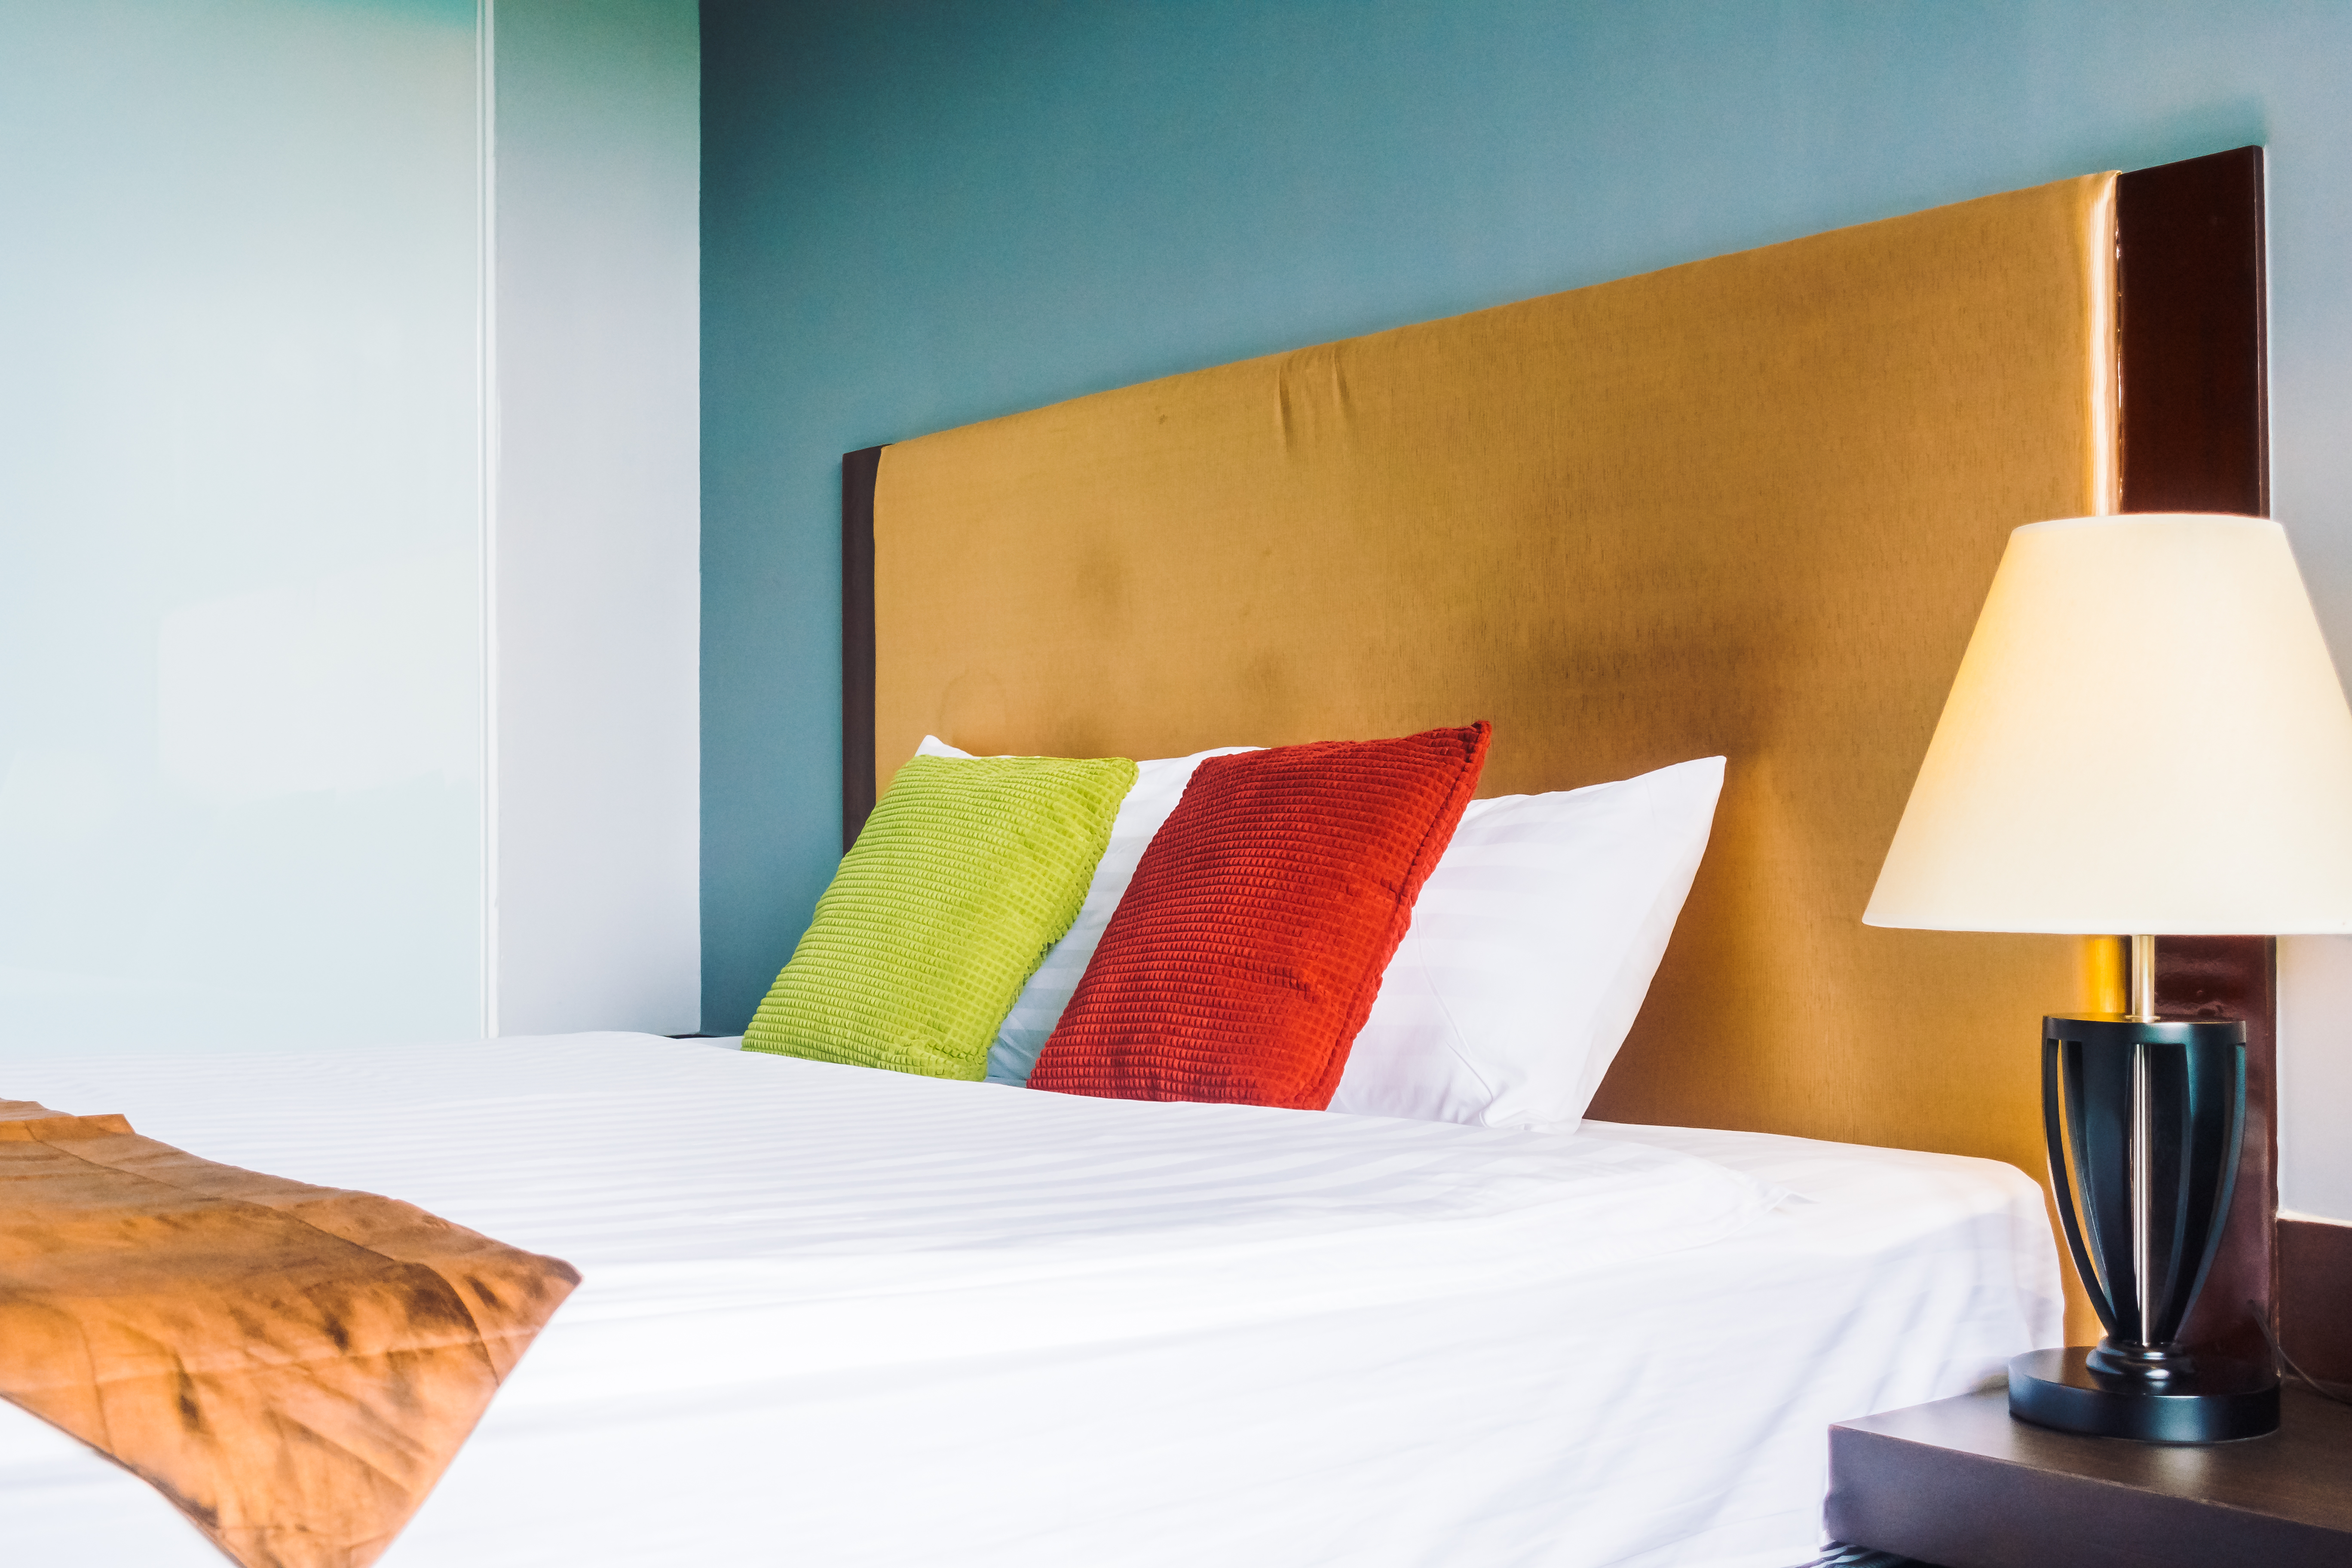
2125;934;2157;1346
2128;933;2156;1023
2132;1039;2153;1342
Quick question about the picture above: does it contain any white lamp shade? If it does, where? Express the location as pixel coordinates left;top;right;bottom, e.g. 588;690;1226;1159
1865;513;2352;935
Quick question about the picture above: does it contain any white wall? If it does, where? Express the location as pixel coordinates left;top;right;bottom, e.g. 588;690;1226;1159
2280;936;2352;1220
489;0;701;1035
0;0;700;1054
0;0;485;1050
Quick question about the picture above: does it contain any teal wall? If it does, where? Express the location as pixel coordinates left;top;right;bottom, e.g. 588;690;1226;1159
701;0;2352;1032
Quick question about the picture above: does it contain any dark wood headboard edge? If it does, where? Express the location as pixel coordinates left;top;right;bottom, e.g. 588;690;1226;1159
2116;146;2267;518
2116;144;2276;1361
842;444;884;851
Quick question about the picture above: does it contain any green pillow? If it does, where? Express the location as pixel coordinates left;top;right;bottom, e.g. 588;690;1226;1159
743;753;1137;1080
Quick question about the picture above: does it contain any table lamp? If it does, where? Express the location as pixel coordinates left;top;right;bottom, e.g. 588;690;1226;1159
1865;512;2352;1444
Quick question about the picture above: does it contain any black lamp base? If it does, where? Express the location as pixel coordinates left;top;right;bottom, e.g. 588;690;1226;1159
2009;1347;2279;1442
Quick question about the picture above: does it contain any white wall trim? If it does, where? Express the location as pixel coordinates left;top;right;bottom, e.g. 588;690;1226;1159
485;0;701;1038
475;0;502;1038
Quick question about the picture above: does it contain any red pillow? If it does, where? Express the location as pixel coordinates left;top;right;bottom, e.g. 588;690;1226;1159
1029;722;1491;1110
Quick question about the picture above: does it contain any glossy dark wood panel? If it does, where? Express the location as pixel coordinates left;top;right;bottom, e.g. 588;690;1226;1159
2155;937;2277;1362
1827;1386;2352;1568
2117;146;2277;1363
2117;146;2268;517
2279;1216;2352;1388
842;445;883;850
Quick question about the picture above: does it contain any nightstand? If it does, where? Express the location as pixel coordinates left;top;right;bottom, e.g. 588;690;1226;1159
1825;1384;2352;1567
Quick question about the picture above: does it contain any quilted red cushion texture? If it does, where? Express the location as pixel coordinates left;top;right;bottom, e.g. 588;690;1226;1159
1029;722;1491;1110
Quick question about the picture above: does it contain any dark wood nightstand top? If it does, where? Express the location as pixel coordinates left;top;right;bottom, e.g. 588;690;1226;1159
1825;1384;2352;1568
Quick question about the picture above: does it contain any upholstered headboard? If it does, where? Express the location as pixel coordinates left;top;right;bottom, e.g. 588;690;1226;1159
840;150;2272;1347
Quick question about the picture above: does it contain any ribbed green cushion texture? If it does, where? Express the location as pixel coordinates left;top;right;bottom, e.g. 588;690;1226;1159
743;753;1137;1080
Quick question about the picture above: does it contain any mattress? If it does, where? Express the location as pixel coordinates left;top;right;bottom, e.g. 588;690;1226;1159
0;1032;2062;1567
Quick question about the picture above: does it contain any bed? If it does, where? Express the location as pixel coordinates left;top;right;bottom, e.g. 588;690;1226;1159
0;152;2272;1565
2;1034;2055;1567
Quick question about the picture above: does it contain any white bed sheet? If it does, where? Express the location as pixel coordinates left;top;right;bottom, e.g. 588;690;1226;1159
0;1033;2061;1567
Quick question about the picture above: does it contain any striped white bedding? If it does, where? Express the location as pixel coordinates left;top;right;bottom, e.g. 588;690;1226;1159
0;1033;2061;1567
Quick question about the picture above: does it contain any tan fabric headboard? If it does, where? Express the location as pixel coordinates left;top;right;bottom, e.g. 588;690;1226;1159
870;174;2121;1324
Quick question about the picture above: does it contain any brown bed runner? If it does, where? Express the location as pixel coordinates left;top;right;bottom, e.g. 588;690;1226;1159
0;1096;579;1568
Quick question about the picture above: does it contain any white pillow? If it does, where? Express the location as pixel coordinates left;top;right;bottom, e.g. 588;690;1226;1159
913;736;1257;1083
1327;756;1725;1129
